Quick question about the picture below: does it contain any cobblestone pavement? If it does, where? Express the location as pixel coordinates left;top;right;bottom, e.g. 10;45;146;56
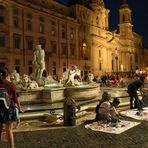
1;114;148;148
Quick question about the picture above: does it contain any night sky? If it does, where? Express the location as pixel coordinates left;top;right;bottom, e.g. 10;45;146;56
58;0;148;48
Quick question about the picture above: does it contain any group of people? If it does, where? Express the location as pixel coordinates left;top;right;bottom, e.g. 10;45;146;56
95;92;120;123
0;45;147;148
95;74;146;123
0;45;45;148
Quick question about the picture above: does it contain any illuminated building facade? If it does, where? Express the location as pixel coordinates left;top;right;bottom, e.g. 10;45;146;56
0;0;146;77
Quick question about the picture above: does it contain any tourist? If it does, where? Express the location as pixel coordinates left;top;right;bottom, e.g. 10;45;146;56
0;67;22;148
127;75;145;113
95;95;120;123
110;97;120;122
95;91;111;121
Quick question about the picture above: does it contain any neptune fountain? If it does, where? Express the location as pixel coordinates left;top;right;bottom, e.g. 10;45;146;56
12;45;100;104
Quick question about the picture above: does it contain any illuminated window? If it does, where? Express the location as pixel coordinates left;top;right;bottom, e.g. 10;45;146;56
82;42;88;60
39;24;44;33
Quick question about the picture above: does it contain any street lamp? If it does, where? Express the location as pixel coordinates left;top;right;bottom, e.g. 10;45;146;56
115;48;118;75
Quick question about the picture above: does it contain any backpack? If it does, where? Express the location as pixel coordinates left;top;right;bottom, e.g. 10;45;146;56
0;88;11;110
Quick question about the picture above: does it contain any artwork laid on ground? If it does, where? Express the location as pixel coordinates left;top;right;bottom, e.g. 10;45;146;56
85;120;140;134
120;107;148;121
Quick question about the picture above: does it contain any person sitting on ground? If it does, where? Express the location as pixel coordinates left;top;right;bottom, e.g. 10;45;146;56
95;91;111;121
95;96;120;123
110;97;121;123
0;67;22;148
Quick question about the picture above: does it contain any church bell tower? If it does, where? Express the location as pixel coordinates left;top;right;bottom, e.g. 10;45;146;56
119;0;133;38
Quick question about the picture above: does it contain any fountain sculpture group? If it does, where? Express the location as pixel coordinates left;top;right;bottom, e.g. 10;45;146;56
11;45;100;104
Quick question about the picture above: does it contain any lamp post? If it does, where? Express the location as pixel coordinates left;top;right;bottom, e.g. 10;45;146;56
115;48;118;75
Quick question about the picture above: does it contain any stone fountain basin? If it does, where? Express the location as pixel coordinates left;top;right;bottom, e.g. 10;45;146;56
65;84;100;101
17;84;100;104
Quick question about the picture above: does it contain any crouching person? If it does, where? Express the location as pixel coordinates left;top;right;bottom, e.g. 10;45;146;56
95;96;120;123
95;91;111;122
110;97;121;123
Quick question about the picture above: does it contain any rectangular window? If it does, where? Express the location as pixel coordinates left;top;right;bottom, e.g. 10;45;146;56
39;16;44;22
63;67;66;72
51;41;57;54
13;34;21;49
62;30;66;38
28;66;32;75
26;36;33;50
28;60;32;65
112;60;114;71
61;43;67;55
70;43;75;56
15;59;20;65
52;67;56;75
39;38;46;49
0;63;5;67
0;16;4;23
15;66;20;73
0;35;6;47
26;20;32;31
13;17;19;27
13;8;19;16
39;24;44;33
99;63;102;71
26;13;32;19
99;50;101;58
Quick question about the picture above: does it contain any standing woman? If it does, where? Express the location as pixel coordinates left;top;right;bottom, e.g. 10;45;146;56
0;67;22;148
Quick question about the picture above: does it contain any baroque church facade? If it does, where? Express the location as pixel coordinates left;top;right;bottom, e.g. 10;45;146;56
0;0;146;77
